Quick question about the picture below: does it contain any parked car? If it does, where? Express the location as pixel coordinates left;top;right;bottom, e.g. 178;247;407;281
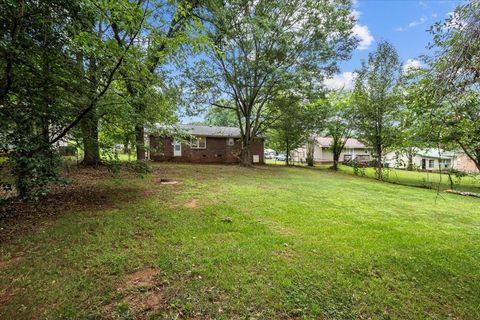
275;154;286;161
264;149;276;159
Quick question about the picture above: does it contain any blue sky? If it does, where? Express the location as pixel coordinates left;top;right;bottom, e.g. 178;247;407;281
325;0;461;89
184;0;462;122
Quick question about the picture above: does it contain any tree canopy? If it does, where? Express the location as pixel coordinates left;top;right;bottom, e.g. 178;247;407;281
353;41;402;179
189;0;357;165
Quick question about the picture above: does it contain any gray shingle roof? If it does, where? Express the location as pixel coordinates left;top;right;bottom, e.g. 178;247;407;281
156;124;243;138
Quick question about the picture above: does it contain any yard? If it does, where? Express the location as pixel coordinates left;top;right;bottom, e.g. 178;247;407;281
336;165;480;193
266;159;480;193
1;163;480;319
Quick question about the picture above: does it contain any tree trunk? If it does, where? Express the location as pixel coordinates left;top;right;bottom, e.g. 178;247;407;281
123;136;130;154
333;148;339;171
240;119;253;166
376;147;383;180
306;137;315;166
474;152;480;172
240;143;252;166
286;138;290;166
15;152;29;199
80;108;100;166
407;147;414;171
135;125;145;161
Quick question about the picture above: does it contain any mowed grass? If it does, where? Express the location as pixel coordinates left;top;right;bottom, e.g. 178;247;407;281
336;165;480;193
266;159;480;193
1;163;480;319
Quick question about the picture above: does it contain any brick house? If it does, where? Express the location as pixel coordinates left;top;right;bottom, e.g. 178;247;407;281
149;124;264;164
454;153;479;173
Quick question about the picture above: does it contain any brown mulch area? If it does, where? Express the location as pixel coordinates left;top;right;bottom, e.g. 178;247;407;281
0;167;144;244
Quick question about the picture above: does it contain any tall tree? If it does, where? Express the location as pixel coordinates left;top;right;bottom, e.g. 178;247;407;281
205;104;238;127
112;0;200;161
353;41;402;180
322;91;355;171
423;0;480;171
0;0;147;198
268;96;306;165
192;0;357;166
397;71;437;171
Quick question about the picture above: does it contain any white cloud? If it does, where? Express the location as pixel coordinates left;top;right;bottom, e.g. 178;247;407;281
351;9;361;20
350;6;374;50
396;16;428;31
352;24;374;50
402;59;423;73
418;1;428;8
324;72;357;90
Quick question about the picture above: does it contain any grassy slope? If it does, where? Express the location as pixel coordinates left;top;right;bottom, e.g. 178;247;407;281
1;164;479;319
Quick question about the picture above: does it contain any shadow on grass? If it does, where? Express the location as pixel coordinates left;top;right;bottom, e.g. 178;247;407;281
0;168;146;244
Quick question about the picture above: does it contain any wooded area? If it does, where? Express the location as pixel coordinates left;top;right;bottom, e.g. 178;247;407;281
1;0;479;200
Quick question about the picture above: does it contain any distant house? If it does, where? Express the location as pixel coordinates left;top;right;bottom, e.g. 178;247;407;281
149;124;264;164
453;153;479;173
384;149;456;171
292;137;372;164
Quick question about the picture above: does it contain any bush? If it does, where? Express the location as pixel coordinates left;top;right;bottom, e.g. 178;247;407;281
10;148;65;200
124;160;152;176
104;160;152;178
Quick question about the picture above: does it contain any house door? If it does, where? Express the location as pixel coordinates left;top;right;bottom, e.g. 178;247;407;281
173;141;182;157
421;159;426;170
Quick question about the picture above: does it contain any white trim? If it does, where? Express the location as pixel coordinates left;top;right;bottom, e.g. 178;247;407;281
190;136;207;149
173;141;182;156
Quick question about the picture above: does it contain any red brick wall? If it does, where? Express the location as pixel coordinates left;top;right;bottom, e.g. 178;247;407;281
455;154;479;173
150;135;264;164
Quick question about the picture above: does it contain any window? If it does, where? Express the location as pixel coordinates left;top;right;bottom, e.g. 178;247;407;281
191;137;206;149
227;138;234;146
429;159;435;168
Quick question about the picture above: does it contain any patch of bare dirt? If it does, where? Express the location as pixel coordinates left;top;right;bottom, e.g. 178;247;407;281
0;256;24;270
273;248;298;261
0;167;145;244
104;267;165;319
124;267;158;289
0;286;18;305
184;199;198;208
104;289;165;319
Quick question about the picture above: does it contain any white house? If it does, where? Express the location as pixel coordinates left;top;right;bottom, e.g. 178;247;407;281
384;148;456;171
292;137;372;164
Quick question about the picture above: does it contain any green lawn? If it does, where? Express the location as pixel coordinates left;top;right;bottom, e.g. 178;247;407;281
267;159;480;193
1;163;480;319
335;165;480;193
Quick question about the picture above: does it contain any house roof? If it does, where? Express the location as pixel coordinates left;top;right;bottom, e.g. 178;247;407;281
317;137;368;149
156;124;243;138
416;149;456;160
